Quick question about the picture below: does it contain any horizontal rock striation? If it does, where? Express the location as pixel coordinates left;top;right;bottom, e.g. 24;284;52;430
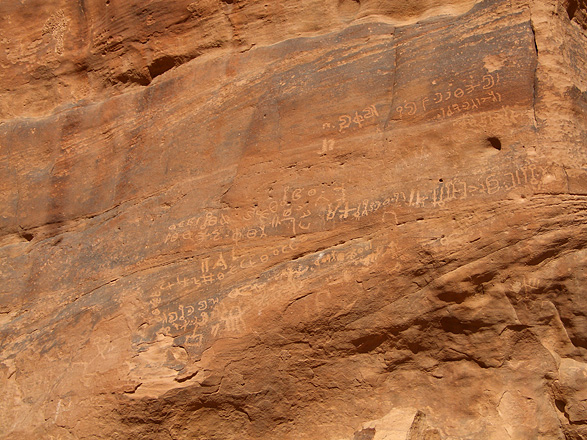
1;0;586;439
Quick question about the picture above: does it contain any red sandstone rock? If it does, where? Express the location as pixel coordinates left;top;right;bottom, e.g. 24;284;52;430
0;0;586;439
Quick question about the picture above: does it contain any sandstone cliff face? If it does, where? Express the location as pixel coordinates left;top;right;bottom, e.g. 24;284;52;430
1;0;586;439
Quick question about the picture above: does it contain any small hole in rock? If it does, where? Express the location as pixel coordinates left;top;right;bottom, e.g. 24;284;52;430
148;56;178;80
566;0;578;20
488;136;501;150
439;178;443;182
22;232;34;242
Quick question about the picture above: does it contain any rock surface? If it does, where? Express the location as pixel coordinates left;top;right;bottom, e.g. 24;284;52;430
1;0;586;439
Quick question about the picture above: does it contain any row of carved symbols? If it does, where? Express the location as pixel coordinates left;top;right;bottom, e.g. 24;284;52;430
325;197;400;223
323;163;552;219
159;304;246;347
228;240;383;302
336;105;380;132
395;72;501;120
434;91;502;120
163;185;331;246
321;104;380;133
319;104;381;154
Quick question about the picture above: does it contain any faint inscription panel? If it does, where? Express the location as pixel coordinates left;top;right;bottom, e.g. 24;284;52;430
389;11;537;124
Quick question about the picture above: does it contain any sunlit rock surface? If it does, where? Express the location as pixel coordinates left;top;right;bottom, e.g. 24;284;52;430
1;0;586;439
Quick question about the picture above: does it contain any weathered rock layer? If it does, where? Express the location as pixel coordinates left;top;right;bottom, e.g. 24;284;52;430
1;0;586;439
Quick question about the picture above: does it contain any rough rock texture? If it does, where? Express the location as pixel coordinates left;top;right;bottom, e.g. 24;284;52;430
1;0;586;439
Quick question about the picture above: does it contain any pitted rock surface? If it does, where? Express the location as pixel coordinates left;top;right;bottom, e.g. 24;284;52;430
1;0;586;439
